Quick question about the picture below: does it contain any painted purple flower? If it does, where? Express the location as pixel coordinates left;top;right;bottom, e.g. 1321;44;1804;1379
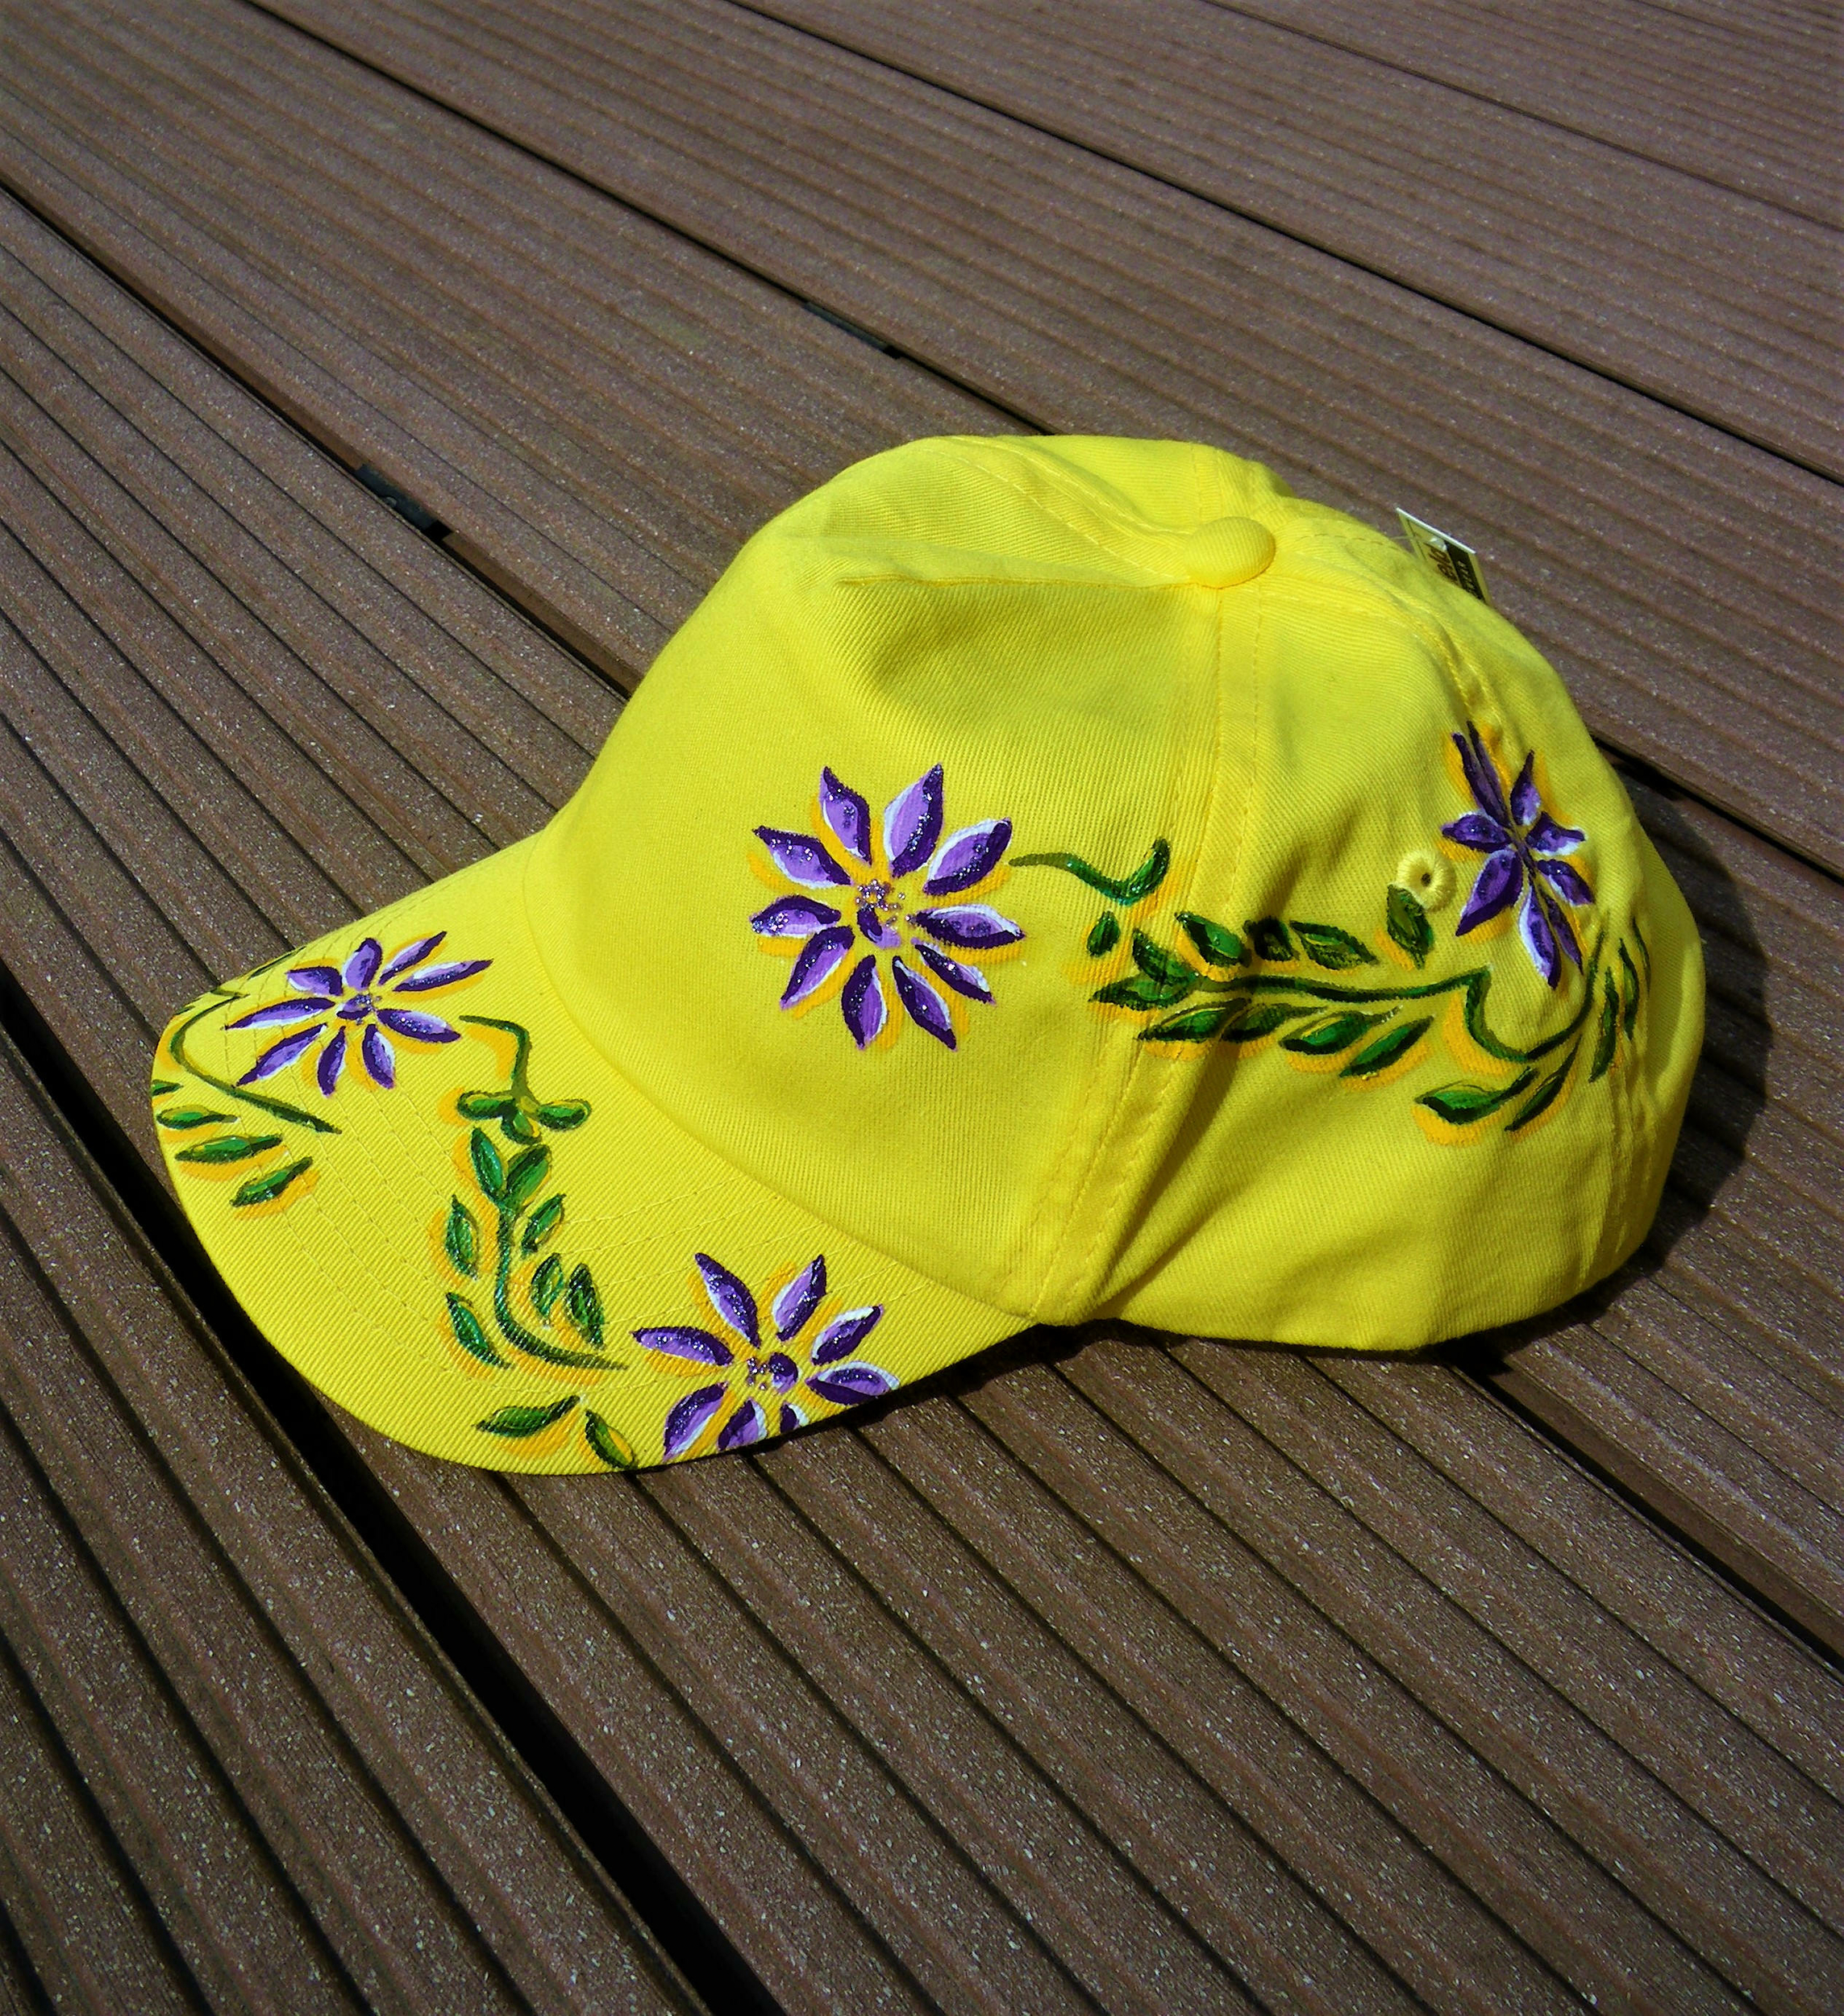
751;764;1022;1049
1442;724;1592;988
228;931;490;1092
635;1252;898;1460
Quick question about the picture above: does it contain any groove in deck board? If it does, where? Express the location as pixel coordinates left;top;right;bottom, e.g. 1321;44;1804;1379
0;1032;702;2013
0;187;1838;2012
739;0;1840;470
193;0;1844;877
1198;0;1841;221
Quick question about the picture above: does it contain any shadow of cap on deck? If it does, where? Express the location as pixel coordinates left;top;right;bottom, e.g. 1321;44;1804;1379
148;435;1704;1474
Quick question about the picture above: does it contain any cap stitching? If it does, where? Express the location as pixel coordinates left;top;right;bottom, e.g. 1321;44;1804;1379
1038;573;1234;1320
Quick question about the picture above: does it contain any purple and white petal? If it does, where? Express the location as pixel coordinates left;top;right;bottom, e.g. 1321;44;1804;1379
1548;897;1584;972
911;903;1025;950
1535;857;1593;907
779;1402;806;1436
1519;890;1562;987
891;956;955;1048
663;1385;726;1460
882;764;944;877
1508;752;1542;827
343;939;383;990
808;1363;898;1406
810;1304;884;1364
819;768;874;865
695;1253;760;1346
857;905;901;950
781;924;855;1009
361;1023;396;1089
237;1024;323;1084
390;958;491;992
375;1006;461;1043
635;1326;735;1367
767;1352;801;1392
317;1027;348;1096
1454;727;1509;824
923;818;1012;896
718;1400;767;1452
377;933;445;983
1440;811;1509;853
840;956;887;1048
1455;849;1524;934
755;827;851;888
286;964;343;995
911;941;993;1002
228;996;334;1028
751;895;842;938
772;1255;826;1340
1526;813;1585;856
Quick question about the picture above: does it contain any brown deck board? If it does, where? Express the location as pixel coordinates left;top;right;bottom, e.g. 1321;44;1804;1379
1194;0;1841;221
0;1061;699;2011
739;0;1839;468
169;0;1844;876
0;183;1837;2012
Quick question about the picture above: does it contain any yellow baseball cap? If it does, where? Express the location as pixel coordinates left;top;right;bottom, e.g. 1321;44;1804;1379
152;436;1703;1473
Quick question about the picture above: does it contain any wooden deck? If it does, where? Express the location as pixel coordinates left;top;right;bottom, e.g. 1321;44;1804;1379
0;2;1836;2009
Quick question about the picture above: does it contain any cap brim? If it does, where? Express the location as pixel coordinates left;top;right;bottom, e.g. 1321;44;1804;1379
152;837;1020;1472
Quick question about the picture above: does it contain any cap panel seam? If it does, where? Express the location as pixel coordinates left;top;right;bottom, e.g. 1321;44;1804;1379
1033;580;1234;1322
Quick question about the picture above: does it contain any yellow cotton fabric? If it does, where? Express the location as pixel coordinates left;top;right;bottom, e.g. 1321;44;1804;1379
153;435;1704;1472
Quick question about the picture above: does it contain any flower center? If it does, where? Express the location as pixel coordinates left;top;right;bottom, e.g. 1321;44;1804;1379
338;991;376;1020
744;1352;798;1393
856;877;905;923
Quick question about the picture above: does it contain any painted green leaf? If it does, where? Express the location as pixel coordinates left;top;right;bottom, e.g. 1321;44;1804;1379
1385;885;1434;967
531;1253;565;1320
1342;1017;1432;1078
504;1143;552;1211
1175;911;1242;967
456;1089;510;1120
502;1107;541;1144
537;1099;590;1131
1509;1048;1577;1131
156;1106;232;1130
444;1197;479;1277
1130;931;1198;989
1093;971;1193;1010
1292;921;1379;970
447;1293;507;1366
1219;1003;1307;1043
469;1127;506;1203
1417;1071;1536;1126
149;1078;181;1096
231;1157;311;1207
1589;973;1620;1082
175;1132;283;1164
522;1193;565;1255
1014;837;1170;903
1140;1003;1236;1043
1282;1010;1387;1056
1085;910;1121;957
477;1396;579;1438
565;1264;605;1349
1619;943;1641;1038
1244;916;1296;962
584;1410;639;1470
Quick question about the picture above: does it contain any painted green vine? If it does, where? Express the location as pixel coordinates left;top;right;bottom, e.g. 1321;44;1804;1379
443;1017;637;1469
1019;840;1646;1133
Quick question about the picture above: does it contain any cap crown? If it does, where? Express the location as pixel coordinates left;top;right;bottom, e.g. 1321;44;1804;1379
528;436;1700;1347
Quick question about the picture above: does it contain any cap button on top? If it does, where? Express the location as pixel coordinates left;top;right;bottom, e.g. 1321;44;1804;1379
1173;514;1276;588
